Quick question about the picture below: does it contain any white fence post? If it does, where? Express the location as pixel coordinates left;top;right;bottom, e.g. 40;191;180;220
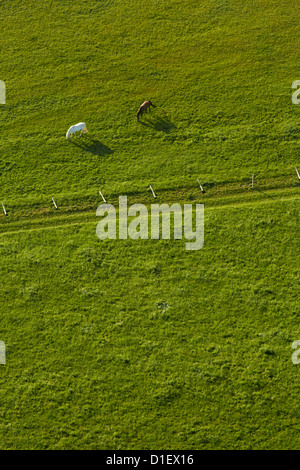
197;178;205;193
1;202;7;215
52;197;58;209
99;190;106;203
149;185;157;198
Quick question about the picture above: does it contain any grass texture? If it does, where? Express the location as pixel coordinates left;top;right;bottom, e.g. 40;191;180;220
0;0;299;450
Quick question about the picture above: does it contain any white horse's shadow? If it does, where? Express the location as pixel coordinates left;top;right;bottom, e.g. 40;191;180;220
69;137;113;156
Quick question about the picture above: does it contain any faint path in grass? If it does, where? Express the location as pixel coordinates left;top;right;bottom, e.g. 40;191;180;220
0;188;298;236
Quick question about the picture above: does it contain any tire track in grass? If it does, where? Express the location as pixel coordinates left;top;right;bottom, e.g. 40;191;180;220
0;190;298;236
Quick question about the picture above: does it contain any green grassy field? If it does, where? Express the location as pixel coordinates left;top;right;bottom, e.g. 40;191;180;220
0;0;299;450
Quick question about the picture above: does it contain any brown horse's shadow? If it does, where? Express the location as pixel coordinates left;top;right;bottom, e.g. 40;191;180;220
138;114;176;133
68;137;113;156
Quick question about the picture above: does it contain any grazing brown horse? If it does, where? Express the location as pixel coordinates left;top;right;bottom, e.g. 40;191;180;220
136;100;156;121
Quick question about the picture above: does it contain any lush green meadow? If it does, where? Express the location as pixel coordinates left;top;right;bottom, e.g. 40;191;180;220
0;0;299;450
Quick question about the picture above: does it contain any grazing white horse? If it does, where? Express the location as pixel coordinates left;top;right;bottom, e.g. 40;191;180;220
66;122;88;140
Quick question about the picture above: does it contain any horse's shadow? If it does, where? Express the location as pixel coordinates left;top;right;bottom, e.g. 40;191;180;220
69;137;113;156
139;115;176;133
